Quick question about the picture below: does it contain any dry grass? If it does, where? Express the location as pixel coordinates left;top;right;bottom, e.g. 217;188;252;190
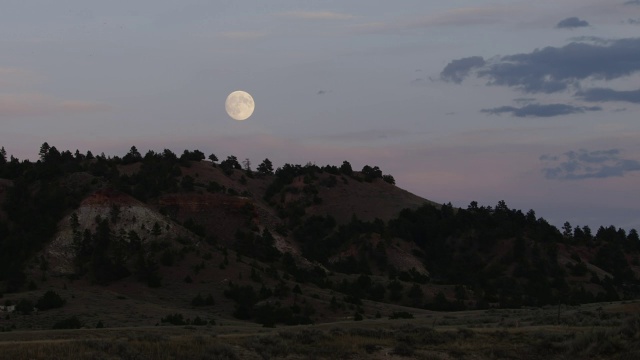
1;301;639;359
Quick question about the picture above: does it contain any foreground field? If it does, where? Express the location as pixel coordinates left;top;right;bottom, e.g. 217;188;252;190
1;301;638;359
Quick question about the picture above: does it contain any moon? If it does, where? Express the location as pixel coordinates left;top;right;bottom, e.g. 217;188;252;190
225;90;255;121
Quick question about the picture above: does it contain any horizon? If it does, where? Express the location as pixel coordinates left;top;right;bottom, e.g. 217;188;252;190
1;1;639;231
2;142;637;234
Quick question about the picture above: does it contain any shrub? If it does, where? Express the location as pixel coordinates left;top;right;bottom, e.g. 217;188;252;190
389;311;414;319
15;299;33;315
36;290;66;310
160;313;186;325
191;293;215;307
53;316;82;329
192;316;207;326
191;293;205;307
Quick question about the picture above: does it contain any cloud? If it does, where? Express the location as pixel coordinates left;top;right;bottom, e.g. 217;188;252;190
627;18;640;25
280;11;354;21
408;6;520;27
541;149;640;180
481;103;601;117
439;56;485;83
347;6;521;35
441;38;640;93
556;17;590;29
0;93;110;117
513;98;537;104
624;0;640;5
576;87;640;103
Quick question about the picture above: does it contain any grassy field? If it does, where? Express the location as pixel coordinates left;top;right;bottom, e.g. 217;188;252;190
1;300;638;359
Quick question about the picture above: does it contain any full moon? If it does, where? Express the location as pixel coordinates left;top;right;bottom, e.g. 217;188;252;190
225;90;255;121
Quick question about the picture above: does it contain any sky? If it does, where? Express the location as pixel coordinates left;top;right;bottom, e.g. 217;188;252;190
1;0;640;231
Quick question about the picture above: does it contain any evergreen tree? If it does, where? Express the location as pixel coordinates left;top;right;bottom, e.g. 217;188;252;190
257;158;274;175
339;160;353;175
0;146;6;165
208;153;218;166
39;142;50;161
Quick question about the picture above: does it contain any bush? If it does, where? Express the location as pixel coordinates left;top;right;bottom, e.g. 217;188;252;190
53;316;82;329
160;313;187;325
389;311;414;319
191;293;205;307
36;290;66;310
191;293;215;307
192;316;207;326
15;299;33;315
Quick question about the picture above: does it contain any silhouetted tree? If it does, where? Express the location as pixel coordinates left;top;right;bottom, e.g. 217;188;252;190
122;146;142;164
382;174;395;185
36;290;66;310
562;221;573;240
220;155;241;173
208;153;218;166
38;142;50;161
242;158;251;171
0;146;6;165
340;160;353;175
180;149;205;162
257;158;274;175
361;165;383;181
162;149;177;161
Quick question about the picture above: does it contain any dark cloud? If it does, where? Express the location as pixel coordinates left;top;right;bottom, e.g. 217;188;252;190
513;98;537;104
624;0;640;5
481;103;601;117
556;17;590;29
440;56;485;83
628;18;640;25
442;38;640;93
540;149;640;180
576;88;640;103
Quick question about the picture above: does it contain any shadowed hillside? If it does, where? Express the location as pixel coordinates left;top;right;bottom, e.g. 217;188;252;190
0;143;638;332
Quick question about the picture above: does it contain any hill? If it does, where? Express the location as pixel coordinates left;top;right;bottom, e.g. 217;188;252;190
0;143;639;331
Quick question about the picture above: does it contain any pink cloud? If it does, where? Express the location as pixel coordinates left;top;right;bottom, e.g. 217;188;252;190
0;93;110;117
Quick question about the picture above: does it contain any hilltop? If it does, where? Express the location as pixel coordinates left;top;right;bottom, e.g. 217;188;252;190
0;144;638;331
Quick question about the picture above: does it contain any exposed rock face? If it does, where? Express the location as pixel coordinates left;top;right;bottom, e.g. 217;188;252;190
154;193;257;246
44;189;196;276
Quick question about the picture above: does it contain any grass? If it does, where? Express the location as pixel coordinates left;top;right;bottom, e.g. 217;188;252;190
1;301;639;359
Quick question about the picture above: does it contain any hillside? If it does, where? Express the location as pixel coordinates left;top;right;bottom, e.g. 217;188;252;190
0;144;639;331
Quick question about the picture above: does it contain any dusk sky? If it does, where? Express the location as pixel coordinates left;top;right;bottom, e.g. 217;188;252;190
1;1;640;231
